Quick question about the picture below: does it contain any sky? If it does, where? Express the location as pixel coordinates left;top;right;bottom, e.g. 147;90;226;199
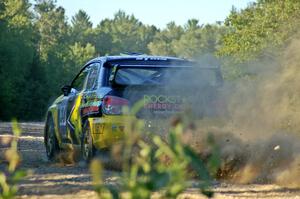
55;0;253;28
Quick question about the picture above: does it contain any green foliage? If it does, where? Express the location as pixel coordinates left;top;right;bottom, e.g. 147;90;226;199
218;0;300;62
0;0;35;120
0;120;28;199
173;23;227;59
148;20;226;59
71;9;93;44
148;22;184;56
95;10;157;55
34;0;69;61
67;42;96;71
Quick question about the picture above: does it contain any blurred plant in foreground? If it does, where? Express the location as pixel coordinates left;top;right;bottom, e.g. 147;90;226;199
0;120;27;199
90;109;220;199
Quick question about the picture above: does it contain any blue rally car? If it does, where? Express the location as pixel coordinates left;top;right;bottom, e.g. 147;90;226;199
44;55;223;161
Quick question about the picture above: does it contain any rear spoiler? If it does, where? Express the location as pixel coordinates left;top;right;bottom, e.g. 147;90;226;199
116;64;194;68
105;62;220;69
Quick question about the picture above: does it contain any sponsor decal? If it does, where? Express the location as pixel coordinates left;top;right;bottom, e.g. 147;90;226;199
144;95;181;104
82;106;99;115
144;95;183;111
58;100;67;127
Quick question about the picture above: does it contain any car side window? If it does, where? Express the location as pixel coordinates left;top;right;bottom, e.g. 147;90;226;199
86;63;100;91
72;67;89;92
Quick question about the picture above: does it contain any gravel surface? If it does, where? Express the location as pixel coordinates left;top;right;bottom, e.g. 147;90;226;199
0;122;300;199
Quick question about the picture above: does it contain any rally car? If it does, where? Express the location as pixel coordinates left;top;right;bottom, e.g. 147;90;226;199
44;55;223;162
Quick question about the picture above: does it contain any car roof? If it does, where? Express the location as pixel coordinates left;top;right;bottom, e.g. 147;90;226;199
85;55;189;66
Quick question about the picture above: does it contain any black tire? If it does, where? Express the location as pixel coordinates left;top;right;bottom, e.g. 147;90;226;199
45;116;59;161
81;120;96;163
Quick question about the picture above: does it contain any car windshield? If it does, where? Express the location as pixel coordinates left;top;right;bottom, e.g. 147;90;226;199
113;67;221;86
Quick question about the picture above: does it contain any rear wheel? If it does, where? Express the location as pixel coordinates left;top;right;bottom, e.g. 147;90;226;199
81;120;95;163
45;116;59;161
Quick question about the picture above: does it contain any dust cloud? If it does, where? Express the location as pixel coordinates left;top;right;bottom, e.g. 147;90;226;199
183;40;300;188
119;45;300;188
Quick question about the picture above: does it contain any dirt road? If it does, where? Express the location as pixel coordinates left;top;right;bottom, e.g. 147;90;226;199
0;122;300;199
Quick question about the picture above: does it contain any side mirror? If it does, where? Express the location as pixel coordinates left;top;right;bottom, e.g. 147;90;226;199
61;85;71;96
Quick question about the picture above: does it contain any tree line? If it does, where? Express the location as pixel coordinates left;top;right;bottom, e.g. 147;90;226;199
0;0;299;120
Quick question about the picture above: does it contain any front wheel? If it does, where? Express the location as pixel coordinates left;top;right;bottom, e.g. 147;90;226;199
45;116;59;161
81;120;96;163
